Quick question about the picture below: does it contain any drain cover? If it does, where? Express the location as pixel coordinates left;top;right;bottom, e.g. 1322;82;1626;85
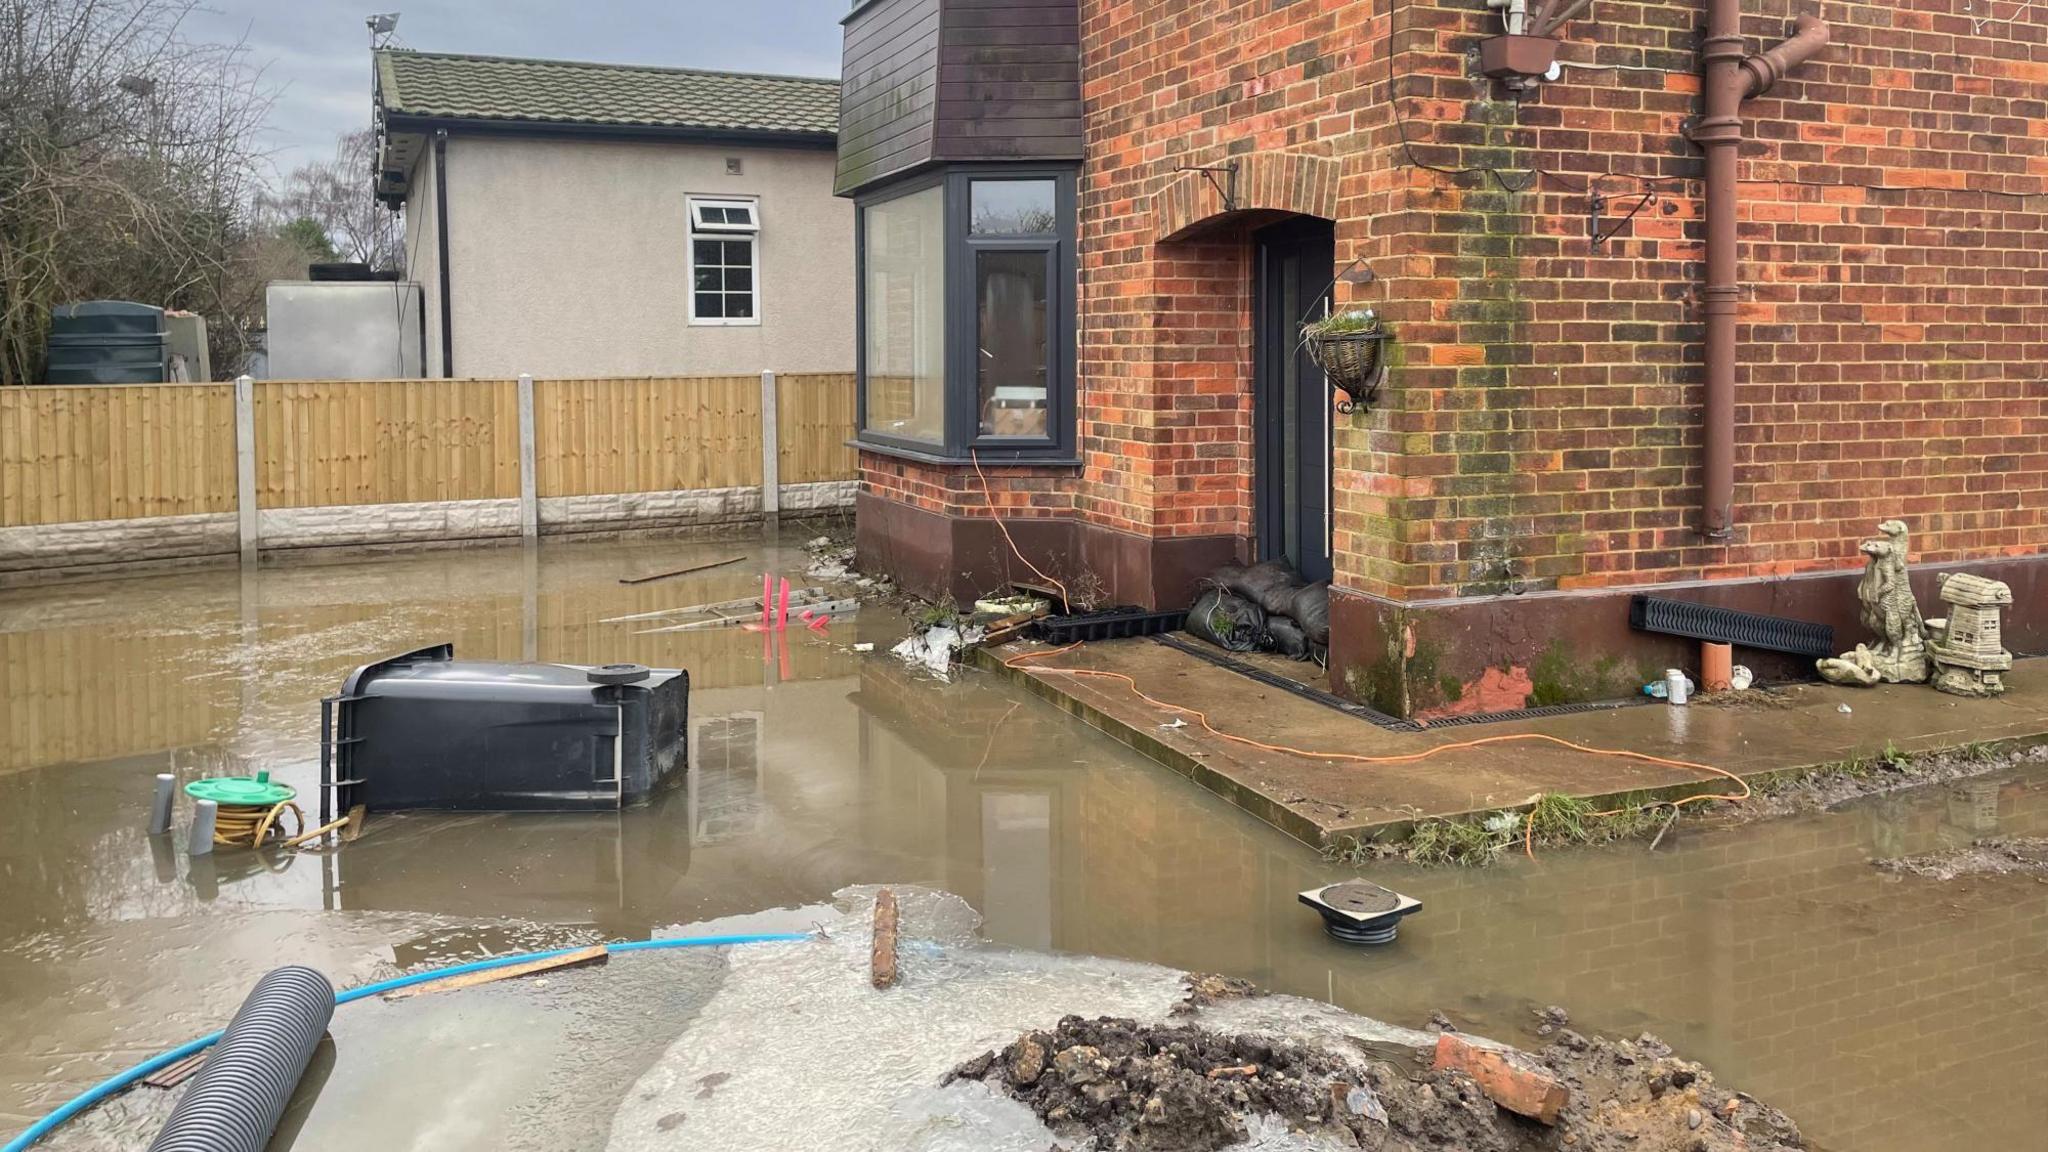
1299;881;1422;946
1322;881;1401;916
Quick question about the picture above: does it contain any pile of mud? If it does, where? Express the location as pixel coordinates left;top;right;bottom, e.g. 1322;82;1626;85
947;1016;1383;1151
951;1017;1805;1152
1877;835;2048;881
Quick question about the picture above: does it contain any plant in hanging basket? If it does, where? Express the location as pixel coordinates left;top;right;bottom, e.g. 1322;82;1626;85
1301;309;1390;413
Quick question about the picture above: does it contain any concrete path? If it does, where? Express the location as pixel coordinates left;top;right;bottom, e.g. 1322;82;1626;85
980;638;2048;847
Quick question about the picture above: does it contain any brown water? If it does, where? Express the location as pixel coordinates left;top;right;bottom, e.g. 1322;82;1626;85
2;535;2043;1150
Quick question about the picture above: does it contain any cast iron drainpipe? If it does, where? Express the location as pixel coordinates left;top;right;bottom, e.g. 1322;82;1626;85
1691;10;1830;537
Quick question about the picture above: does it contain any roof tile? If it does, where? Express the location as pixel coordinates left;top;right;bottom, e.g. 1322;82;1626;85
374;50;838;137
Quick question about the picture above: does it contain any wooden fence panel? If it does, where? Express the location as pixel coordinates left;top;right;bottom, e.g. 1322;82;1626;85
534;375;761;498
778;372;859;485
0;385;235;527
255;379;519;508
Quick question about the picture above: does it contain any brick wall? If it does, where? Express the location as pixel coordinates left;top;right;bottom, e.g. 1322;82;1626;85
861;455;1080;518
1031;0;2048;597
1358;0;2048;600
857;0;2046;690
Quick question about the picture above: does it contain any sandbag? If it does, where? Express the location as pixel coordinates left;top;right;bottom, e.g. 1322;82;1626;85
1186;587;1265;653
1290;581;1330;646
1262;617;1311;660
1215;560;1307;617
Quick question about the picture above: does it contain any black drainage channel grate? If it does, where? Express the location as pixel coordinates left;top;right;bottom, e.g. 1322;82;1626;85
1149;633;1647;731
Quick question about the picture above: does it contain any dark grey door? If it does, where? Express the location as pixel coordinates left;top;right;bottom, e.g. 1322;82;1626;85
1254;217;1335;583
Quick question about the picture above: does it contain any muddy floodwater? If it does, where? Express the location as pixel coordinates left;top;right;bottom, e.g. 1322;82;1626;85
2;535;2043;1151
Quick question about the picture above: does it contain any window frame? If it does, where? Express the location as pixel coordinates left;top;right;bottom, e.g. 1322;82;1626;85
686;194;761;327
689;198;759;233
853;172;949;454
854;164;1078;464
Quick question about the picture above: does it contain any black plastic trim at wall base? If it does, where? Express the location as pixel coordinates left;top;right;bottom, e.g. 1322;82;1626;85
1151;633;1648;731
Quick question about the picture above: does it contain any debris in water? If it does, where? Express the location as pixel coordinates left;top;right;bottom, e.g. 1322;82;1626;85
803;535;890;592
618;554;744;585
1172;973;1264;1017
1837;703;1853;713
975;594;1050;617
852;642;875;653
1751;742;2046;820
1875;836;2048;881
891;623;985;679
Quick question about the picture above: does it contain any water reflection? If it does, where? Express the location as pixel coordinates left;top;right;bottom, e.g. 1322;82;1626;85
0;538;2043;1152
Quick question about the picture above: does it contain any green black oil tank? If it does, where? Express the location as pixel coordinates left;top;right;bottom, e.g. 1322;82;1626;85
46;300;169;384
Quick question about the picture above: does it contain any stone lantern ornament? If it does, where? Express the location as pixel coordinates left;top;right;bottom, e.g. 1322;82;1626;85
1926;572;2013;697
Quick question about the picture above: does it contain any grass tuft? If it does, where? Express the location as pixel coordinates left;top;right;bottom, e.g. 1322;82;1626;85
1404;817;1512;867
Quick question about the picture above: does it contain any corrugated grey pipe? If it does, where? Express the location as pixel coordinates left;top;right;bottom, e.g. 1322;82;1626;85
1693;11;1829;537
146;966;334;1152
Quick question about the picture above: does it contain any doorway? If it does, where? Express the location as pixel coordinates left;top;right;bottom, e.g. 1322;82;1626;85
1253;216;1335;583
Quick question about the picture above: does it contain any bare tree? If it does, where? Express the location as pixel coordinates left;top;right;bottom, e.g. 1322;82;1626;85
268;128;402;270
0;0;277;383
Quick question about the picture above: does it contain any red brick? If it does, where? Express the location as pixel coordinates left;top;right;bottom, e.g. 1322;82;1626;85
1431;1033;1571;1125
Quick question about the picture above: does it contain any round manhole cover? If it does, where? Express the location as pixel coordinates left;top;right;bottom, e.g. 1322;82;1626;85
1322;882;1400;916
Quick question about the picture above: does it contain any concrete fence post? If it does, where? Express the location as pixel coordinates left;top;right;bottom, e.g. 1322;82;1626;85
760;369;780;522
516;373;538;538
233;374;258;561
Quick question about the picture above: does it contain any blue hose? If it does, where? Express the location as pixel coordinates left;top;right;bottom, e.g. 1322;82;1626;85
4;931;810;1152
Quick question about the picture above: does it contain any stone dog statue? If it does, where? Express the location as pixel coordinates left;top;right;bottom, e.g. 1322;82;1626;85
1817;519;1930;686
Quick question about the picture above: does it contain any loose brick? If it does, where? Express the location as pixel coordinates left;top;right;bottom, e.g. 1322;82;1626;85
1431;1033;1571;1125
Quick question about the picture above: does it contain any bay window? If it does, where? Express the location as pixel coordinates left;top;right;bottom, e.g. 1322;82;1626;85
857;166;1076;461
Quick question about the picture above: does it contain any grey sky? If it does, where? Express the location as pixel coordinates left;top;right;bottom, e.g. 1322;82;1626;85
187;1;847;178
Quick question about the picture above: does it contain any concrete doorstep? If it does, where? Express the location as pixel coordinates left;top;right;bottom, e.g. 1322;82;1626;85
977;638;2048;848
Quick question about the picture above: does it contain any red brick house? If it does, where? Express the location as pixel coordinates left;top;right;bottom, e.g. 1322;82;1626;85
835;0;2046;716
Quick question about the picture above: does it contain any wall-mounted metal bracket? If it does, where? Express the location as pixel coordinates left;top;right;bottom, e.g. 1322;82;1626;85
1174;161;1239;212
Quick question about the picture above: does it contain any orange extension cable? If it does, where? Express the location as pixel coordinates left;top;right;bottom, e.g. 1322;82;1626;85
1003;643;1751;856
970;448;1071;611
964;445;1745;855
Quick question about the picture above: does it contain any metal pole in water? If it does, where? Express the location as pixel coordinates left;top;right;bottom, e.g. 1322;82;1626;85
189;799;217;857
150;773;176;835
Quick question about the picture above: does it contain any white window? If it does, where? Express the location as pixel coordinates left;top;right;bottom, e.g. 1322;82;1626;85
688;196;759;325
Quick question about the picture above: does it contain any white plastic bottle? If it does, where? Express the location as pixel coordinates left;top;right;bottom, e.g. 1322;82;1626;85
1664;668;1691;705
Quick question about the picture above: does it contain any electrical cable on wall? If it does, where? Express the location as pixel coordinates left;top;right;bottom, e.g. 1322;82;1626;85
391;172;427;375
1384;0;1688;200
1383;0;2046;241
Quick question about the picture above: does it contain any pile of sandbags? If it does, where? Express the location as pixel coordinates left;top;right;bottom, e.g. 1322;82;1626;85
1185;560;1329;662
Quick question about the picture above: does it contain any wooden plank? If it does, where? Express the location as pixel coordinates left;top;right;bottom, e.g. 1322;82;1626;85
871;888;900;990
142;1051;208;1089
380;944;610;1001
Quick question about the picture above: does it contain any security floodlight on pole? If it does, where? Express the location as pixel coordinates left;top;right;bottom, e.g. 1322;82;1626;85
367;12;400;36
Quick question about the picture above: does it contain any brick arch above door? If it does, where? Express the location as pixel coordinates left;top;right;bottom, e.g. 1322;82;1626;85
1151;152;1343;244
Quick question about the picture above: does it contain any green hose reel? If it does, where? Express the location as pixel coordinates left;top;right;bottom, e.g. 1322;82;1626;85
184;770;296;807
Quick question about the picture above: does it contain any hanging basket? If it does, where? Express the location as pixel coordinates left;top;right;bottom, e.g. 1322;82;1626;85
1301;316;1391;414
